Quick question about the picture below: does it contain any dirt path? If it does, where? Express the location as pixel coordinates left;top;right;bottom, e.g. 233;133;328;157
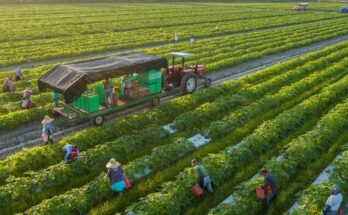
1;33;347;159
1;17;345;72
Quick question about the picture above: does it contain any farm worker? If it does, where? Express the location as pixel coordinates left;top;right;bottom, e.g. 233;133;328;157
14;67;23;81
174;32;178;43
106;158;126;194
53;91;59;107
42;115;54;145
322;185;343;215
3;76;14;93
261;169;276;207
63;144;80;164
22;88;32;109
122;74;131;99
191;159;214;193
189;34;195;44
104;79;114;107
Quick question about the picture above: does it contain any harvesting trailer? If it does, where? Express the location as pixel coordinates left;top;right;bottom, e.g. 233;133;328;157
38;52;211;125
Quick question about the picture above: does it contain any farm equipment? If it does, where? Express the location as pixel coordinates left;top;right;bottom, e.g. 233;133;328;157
166;52;211;94
294;3;309;11
38;52;211;125
341;6;348;13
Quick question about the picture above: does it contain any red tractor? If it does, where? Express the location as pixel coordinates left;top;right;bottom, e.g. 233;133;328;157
166;52;211;94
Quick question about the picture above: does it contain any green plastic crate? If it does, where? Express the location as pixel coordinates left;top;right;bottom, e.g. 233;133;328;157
142;79;162;93
138;77;161;85
138;70;162;82
85;95;99;112
73;96;82;109
94;83;106;105
117;82;123;98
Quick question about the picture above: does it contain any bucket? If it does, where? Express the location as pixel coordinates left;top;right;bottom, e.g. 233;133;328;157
256;187;265;199
190;184;203;197
124;178;131;190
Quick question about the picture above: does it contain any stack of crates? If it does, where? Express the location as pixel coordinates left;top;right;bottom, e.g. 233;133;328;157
138;70;162;93
72;93;99;112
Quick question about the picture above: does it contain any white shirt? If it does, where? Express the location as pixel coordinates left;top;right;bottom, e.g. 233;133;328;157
326;193;342;211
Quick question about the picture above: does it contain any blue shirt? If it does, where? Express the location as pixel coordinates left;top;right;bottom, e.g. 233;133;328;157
43;123;53;135
63;144;80;163
53;92;59;101
264;174;276;194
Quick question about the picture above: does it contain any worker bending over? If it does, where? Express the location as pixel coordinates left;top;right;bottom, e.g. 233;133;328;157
22;88;33;109
14;67;23;81
3;76;14;92
192;159;214;193
63;144;80;164
261;169;276;207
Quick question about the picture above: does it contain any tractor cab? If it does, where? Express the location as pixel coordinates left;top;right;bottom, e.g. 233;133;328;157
166;52;211;94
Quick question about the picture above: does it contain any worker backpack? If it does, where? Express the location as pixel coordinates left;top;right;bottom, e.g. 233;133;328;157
71;146;79;159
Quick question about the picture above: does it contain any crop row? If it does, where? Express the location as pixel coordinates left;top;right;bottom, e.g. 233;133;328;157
1;11;345;66
2;41;344;213
124;60;348;214
1;10;299;42
209;94;348;214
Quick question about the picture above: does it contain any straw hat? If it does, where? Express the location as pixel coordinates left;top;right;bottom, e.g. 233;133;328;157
42;115;54;124
106;158;120;169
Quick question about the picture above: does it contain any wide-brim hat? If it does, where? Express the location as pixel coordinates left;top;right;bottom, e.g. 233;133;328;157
42;115;54;124
106;158;120;169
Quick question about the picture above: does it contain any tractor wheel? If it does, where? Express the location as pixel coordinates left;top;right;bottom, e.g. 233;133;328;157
151;96;160;107
93;115;104;126
181;73;197;94
204;78;212;88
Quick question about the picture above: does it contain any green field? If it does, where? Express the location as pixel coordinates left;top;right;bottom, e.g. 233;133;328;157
1;2;348;215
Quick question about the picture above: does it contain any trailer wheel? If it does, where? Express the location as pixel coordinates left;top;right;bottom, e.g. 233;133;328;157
181;73;197;94
204;78;212;88
151;96;160;107
94;115;104;126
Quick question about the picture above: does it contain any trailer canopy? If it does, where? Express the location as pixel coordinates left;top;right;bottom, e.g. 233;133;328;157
38;52;168;103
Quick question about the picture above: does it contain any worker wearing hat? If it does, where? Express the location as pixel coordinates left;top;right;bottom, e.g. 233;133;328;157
106;158;126;194
42;115;54;145
322;185;343;215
